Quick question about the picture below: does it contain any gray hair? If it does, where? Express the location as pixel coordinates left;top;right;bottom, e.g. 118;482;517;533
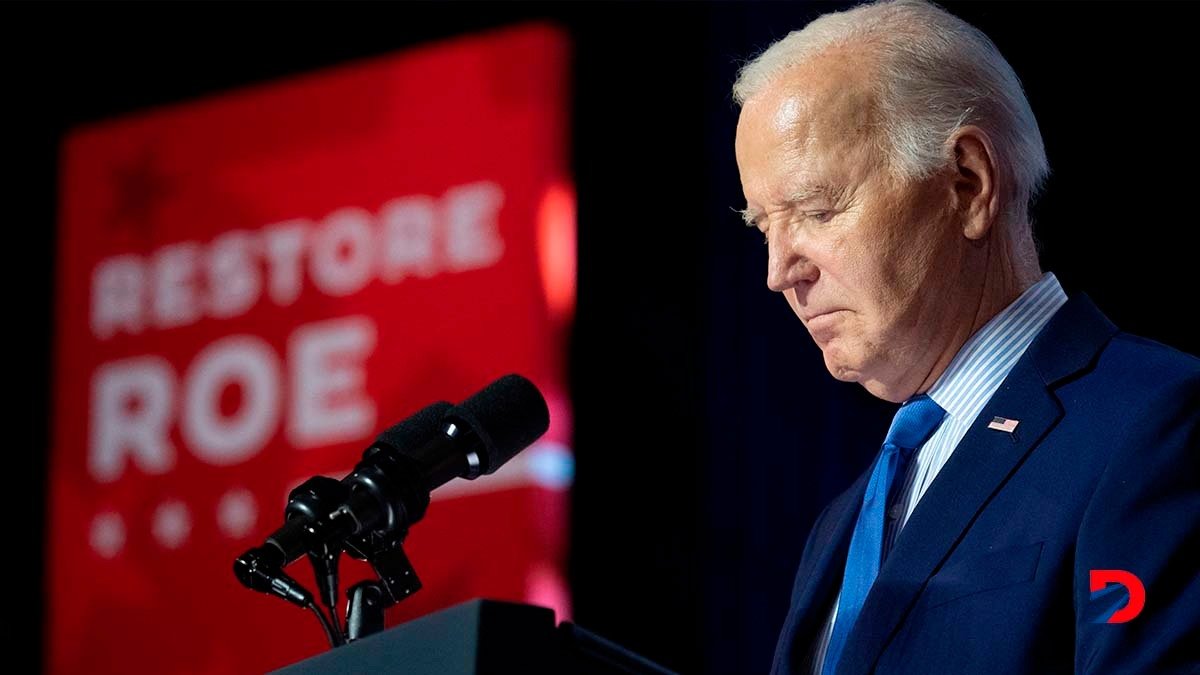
733;0;1049;233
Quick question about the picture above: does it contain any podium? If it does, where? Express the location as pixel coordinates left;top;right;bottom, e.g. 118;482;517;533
270;598;678;674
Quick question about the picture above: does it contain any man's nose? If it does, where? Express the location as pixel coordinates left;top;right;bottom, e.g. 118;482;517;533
766;229;818;292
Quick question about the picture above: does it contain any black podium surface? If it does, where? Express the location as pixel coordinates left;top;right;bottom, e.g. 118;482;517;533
271;598;676;675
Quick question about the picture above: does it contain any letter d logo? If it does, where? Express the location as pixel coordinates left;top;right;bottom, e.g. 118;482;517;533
1089;569;1145;623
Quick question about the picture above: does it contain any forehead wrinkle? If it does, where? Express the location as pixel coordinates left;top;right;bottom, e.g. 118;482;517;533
787;181;846;205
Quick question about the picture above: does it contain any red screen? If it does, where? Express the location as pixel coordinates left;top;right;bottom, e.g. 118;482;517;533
48;23;575;674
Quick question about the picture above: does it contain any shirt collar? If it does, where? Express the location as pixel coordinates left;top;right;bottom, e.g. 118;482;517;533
926;272;1068;421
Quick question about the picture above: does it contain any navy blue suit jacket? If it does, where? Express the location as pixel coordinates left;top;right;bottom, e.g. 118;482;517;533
771;295;1200;674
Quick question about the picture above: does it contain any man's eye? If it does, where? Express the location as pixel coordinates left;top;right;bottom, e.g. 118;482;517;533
809;211;834;223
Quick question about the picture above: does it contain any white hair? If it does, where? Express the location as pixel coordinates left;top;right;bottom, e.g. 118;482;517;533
733;0;1049;233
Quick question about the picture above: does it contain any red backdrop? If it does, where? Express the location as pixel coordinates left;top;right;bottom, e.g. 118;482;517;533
47;23;575;674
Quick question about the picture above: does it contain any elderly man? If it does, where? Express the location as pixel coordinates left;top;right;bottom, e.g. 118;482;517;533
733;1;1199;674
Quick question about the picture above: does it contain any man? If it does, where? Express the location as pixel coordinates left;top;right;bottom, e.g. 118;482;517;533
732;1;1199;674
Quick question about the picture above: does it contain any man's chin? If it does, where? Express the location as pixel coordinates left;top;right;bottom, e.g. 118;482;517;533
821;351;862;383
822;356;903;401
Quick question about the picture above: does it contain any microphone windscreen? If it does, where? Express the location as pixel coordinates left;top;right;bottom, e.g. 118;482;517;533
373;401;453;453
448;374;550;474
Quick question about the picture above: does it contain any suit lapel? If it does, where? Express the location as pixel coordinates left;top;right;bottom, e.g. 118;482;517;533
774;470;869;673
835;294;1118;675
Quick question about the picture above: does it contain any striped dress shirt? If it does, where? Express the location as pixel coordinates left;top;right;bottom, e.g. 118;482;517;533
807;272;1069;674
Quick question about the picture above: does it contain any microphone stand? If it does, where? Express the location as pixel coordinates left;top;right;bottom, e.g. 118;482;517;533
343;532;422;642
287;479;424;645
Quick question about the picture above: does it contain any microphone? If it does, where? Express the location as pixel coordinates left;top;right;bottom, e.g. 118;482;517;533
327;373;550;550
234;374;550;599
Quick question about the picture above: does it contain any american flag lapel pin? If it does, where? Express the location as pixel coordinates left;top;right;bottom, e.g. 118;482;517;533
987;416;1020;433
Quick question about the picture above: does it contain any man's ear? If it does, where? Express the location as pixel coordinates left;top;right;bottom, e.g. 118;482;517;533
951;126;1000;241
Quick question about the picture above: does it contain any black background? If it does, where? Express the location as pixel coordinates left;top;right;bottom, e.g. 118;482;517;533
16;2;1199;673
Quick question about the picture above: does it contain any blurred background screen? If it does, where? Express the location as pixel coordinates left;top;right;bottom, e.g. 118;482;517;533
48;24;573;674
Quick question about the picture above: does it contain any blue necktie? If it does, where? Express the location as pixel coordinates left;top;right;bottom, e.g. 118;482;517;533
821;394;946;675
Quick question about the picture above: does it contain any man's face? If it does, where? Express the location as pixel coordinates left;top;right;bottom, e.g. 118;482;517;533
734;52;968;401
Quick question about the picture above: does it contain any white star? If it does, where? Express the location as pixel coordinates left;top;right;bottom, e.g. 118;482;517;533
152;500;192;550
89;511;126;559
216;488;258;539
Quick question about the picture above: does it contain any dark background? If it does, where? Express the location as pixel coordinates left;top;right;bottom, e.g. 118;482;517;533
17;2;1200;673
